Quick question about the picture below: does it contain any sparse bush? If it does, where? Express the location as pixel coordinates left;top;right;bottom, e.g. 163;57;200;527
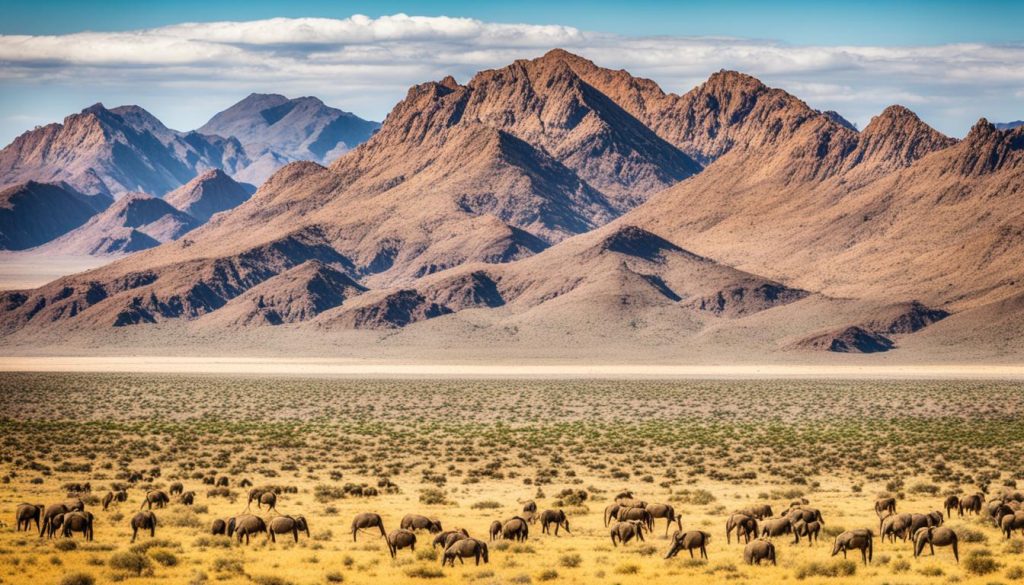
964;549;1000;575
59;573;95;585
404;566;444;578
537;569;559;581
54;540;78;552
471;500;501;510
148;548;178;566
559;553;582;568
614;563;640;574
108;551;152;576
419;487;450;505
251;577;295;585
1007;565;1024;580
795;560;857;579
325;570;344;582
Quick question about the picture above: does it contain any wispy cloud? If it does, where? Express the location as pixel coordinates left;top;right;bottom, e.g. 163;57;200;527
0;14;1022;141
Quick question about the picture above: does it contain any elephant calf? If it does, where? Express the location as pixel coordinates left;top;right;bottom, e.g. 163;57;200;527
1001;511;1024;539
211;518;227;535
432;529;469;550
62;511;94;541
793;519;821;546
726;513;758;544
130;511;157;543
488;520;502;541
539;509;570;535
387;529;417;558
831;529;873;565
502;517;529;542
744;538;776;565
665;530;711;559
610;520;645;546
15;504;43;533
442;538;489;567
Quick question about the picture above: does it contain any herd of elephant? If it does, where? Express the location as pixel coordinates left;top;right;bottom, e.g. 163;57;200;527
14;483;1024;569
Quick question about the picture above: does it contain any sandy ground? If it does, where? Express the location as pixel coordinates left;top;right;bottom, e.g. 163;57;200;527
0;251;114;290
1;355;1023;379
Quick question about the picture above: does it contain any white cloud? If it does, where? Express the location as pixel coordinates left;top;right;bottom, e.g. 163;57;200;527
0;14;1022;141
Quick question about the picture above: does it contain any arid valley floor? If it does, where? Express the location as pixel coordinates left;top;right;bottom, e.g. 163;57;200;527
2;373;1024;585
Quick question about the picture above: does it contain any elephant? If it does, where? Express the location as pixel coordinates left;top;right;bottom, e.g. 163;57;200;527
615;490;635;502
130;511;157;543
489;520;503;541
41;501;82;539
1000;511;1024;539
792;519;821;546
610;520;645;546
883;513;913;542
738;504;774;520
227;514;267;544
726;513;759;544
831;529;873;565
268;515;310;543
986;499;1007;521
351;512;386;541
502;517;529;542
603;503;621;527
760;516;792;539
875;497;896;517
386;529;417;558
211;518;227;535
664;530;711;559
169;482;183;496
646;503;683;536
522;500;537;524
787;507;824;524
15;504;43;532
216;476;229;487
401;514;442;533
539;509;570;535
432;529;469;549
959;493;983;516
617;506;653;531
442;538;489;566
140;490;170;510
240;479;253;488
102;490;128;511
906;512;942;539
743;538;776;565
179;491;195;506
62;511;94;541
913;526;959;562
258;491;277;510
943;495;960;518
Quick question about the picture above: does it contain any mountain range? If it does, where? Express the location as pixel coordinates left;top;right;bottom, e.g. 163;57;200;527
1;49;1022;361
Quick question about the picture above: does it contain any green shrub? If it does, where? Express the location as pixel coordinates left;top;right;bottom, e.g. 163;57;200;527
964;549;1000;576
148;548;178;567
419;488;449;505
108;551;152;576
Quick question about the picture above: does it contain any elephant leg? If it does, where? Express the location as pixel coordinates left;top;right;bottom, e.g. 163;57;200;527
293;529;299;543
688;548;694;559
702;544;708;559
270;531;276;543
132;527;137;543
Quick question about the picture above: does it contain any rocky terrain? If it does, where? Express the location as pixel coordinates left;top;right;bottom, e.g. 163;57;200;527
1;50;1022;360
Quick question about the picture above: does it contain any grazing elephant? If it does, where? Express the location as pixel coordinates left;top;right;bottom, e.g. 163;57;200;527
41;502;82;539
739;504;774;520
216;476;229;487
227;515;267;544
502;517;529;542
744;538;776;565
875;497;896;516
913;526;959;562
760;516;792;539
62;511;94;541
617;506;653;532
386;529;417;558
169;482;183;496
646;503;683;536
442;538;489;566
787;507;825;524
489;521;502;541
610;520;645;546
258;491;277;510
140;490;170;510
603;503;621;527
540;509;570;535
179;491;195;506
521;500;537;524
268;515;310;543
726;513;759;544
401;514;442;533
906;512;942;539
15;504;43;532
433;529;469;549
102;490;128;511
351;512;386;541
792;519;821;546
665;530;711;559
959;493;983;516
944;495;960;518
130;511;157;543
1001;511;1024;539
211;519;227;535
832;529;873;565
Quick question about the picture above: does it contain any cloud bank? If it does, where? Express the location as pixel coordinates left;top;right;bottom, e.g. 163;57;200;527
1;14;1022;142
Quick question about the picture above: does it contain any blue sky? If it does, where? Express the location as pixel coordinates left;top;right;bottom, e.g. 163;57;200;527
0;1;1022;144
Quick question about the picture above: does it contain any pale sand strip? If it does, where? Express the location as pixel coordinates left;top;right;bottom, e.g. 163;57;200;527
0;356;1022;379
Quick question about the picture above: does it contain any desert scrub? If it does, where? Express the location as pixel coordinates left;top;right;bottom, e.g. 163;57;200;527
795;560;857;579
59;573;95;585
559;553;582;568
419;487;450;505
404;566;444;578
964;549;1001;575
108;550;152;576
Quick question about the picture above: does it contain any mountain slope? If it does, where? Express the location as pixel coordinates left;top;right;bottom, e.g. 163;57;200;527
199;94;380;184
41;193;201;255
0;104;249;197
162;169;255;222
0;181;112;250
